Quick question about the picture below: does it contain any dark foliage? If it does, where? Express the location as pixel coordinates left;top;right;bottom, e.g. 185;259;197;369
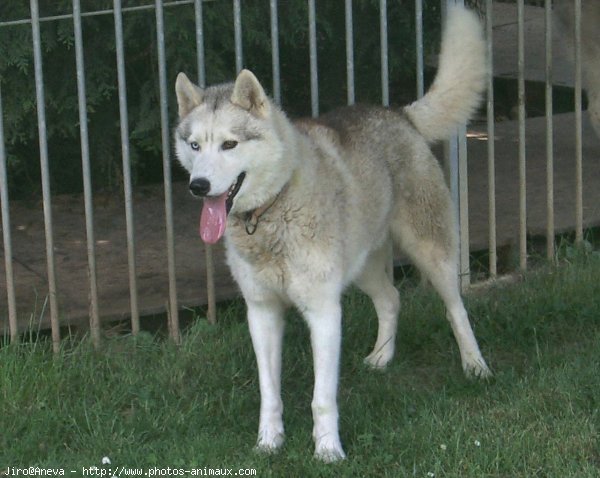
0;0;443;197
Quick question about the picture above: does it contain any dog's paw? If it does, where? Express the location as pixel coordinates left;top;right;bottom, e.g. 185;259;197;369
463;357;492;380
255;427;285;454
314;437;346;463
363;349;393;369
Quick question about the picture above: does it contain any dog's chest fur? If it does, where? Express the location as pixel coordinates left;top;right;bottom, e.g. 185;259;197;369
227;208;306;289
226;193;340;295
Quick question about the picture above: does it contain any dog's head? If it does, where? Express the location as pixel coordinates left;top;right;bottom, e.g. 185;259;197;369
174;70;290;244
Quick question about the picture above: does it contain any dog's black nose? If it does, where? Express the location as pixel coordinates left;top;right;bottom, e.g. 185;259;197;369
189;178;211;197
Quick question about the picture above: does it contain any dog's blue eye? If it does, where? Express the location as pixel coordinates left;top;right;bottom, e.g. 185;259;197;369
221;140;238;151
190;141;200;151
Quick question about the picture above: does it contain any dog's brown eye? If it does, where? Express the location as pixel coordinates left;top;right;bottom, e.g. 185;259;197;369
190;141;200;151
221;140;238;151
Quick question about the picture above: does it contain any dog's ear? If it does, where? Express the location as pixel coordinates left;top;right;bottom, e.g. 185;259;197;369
231;69;269;118
175;72;203;118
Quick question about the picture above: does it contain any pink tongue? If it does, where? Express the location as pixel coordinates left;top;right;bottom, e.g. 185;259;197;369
200;192;229;244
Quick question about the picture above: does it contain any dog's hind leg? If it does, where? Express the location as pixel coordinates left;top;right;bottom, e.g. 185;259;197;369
424;256;491;378
354;239;401;369
392;225;491;379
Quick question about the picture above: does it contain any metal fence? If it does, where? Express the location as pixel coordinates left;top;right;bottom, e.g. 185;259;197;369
0;0;591;350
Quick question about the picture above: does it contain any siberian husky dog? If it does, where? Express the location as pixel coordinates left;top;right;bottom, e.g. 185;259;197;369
175;5;491;462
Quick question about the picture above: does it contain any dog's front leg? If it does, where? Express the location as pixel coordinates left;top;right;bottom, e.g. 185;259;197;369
304;299;346;462
247;298;286;453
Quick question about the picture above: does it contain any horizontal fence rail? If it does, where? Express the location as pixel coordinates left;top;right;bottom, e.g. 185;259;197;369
0;0;593;346
0;0;204;27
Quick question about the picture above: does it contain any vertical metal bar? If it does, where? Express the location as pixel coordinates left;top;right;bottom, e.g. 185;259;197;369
415;0;424;99
270;0;281;106
458;122;470;288
443;0;468;288
30;0;60;353
517;0;527;271
380;0;389;107
233;0;243;73
113;0;140;334
455;1;469;288
545;0;554;261
345;0;355;105
442;0;457;279
446;131;460;258
194;0;206;88
0;86;18;343
486;0;497;278
308;0;318;117
204;244;216;325
194;0;216;325
155;0;180;343
574;0;583;243
73;0;101;347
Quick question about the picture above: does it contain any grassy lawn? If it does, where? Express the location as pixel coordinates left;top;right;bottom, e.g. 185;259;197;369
1;253;599;477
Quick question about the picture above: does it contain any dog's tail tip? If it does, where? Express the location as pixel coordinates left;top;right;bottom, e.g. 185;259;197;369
404;6;486;144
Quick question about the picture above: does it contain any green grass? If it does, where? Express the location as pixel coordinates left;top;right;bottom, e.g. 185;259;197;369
1;254;599;477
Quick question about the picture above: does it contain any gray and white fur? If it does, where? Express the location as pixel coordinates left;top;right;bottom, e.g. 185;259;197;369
175;5;491;462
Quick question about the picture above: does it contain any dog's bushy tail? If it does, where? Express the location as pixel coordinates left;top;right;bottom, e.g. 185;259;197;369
404;5;486;143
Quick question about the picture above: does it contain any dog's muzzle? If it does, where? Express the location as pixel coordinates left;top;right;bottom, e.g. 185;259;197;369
189;177;211;197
